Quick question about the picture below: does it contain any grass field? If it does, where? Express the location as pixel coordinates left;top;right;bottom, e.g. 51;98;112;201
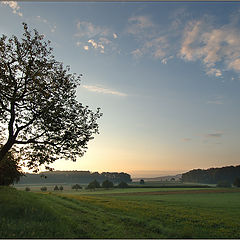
1;185;240;238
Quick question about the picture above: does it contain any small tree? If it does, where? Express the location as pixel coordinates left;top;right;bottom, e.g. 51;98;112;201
233;177;240;187
86;179;100;189
140;179;145;185
40;186;47;191
59;185;63;191
118;181;128;188
102;179;113;189
25;187;30;191
54;185;59;191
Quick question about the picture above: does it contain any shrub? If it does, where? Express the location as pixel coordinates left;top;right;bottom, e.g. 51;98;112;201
54;185;59;191
40;186;47;191
217;181;232;188
140;179;145;184
86;180;101;189
59;185;63;191
72;184;82;190
25;187;30;191
102;179;114;188
118;181;128;188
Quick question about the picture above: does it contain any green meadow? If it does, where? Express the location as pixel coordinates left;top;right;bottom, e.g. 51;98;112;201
1;186;240;238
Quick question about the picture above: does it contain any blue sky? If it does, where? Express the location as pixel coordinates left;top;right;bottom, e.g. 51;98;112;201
1;2;240;177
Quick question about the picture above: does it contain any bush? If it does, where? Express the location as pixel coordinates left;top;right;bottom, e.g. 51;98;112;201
102;179;114;188
118;181;128;188
0;148;23;186
59;185;63;191
72;184;82;190
217;181;232;188
86;180;101;189
140;179;145;184
40;186;47;191
25;187;30;191
54;185;59;191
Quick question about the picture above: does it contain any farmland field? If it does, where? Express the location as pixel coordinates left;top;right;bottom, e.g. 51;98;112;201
1;185;240;238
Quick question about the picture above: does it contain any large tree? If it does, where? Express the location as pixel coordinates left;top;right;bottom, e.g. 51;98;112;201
0;23;102;172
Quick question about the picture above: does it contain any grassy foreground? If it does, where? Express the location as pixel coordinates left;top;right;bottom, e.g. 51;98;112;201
1;186;240;238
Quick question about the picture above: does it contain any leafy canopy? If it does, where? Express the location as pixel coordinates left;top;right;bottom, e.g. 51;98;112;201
0;23;102;171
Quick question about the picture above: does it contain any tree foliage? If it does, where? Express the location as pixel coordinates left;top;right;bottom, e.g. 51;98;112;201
118;181;128;188
233;177;240;187
0;147;23;185
40;186;47;191
18;170;132;184
140;179;145;184
0;23;102;171
182;165;240;184
86;179;100;189
217;181;232;188
102;179;113;188
72;184;82;190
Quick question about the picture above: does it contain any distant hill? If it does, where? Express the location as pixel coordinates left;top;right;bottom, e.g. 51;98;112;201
17;170;132;185
182;165;240;184
133;174;182;182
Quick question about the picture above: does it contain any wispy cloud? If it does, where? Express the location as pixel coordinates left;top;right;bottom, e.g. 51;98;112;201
82;85;127;97
1;1;22;17
127;15;171;62
207;96;224;105
205;132;223;138
182;138;192;142
127;16;155;35
36;15;57;33
75;20;118;54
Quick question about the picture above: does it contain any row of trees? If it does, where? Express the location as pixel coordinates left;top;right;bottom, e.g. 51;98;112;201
18;171;132;184
182;165;240;184
77;179;128;190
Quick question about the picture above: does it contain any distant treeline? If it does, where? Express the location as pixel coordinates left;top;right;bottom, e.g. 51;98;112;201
182;165;240;184
18;171;132;184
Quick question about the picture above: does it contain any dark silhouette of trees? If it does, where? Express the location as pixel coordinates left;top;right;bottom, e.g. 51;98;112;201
86;179;100;189
182;165;240;184
72;184;82;190
118;181;128;188
233;177;240;187
217;181;232;188
59;185;63;191
102;179;113;188
18;170;132;184
140;179;145;184
0;147;23;185
40;186;47;191
0;23;102;172
54;185;59;191
25;187;30;191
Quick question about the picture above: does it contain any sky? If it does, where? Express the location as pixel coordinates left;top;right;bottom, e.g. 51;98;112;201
1;1;240;178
